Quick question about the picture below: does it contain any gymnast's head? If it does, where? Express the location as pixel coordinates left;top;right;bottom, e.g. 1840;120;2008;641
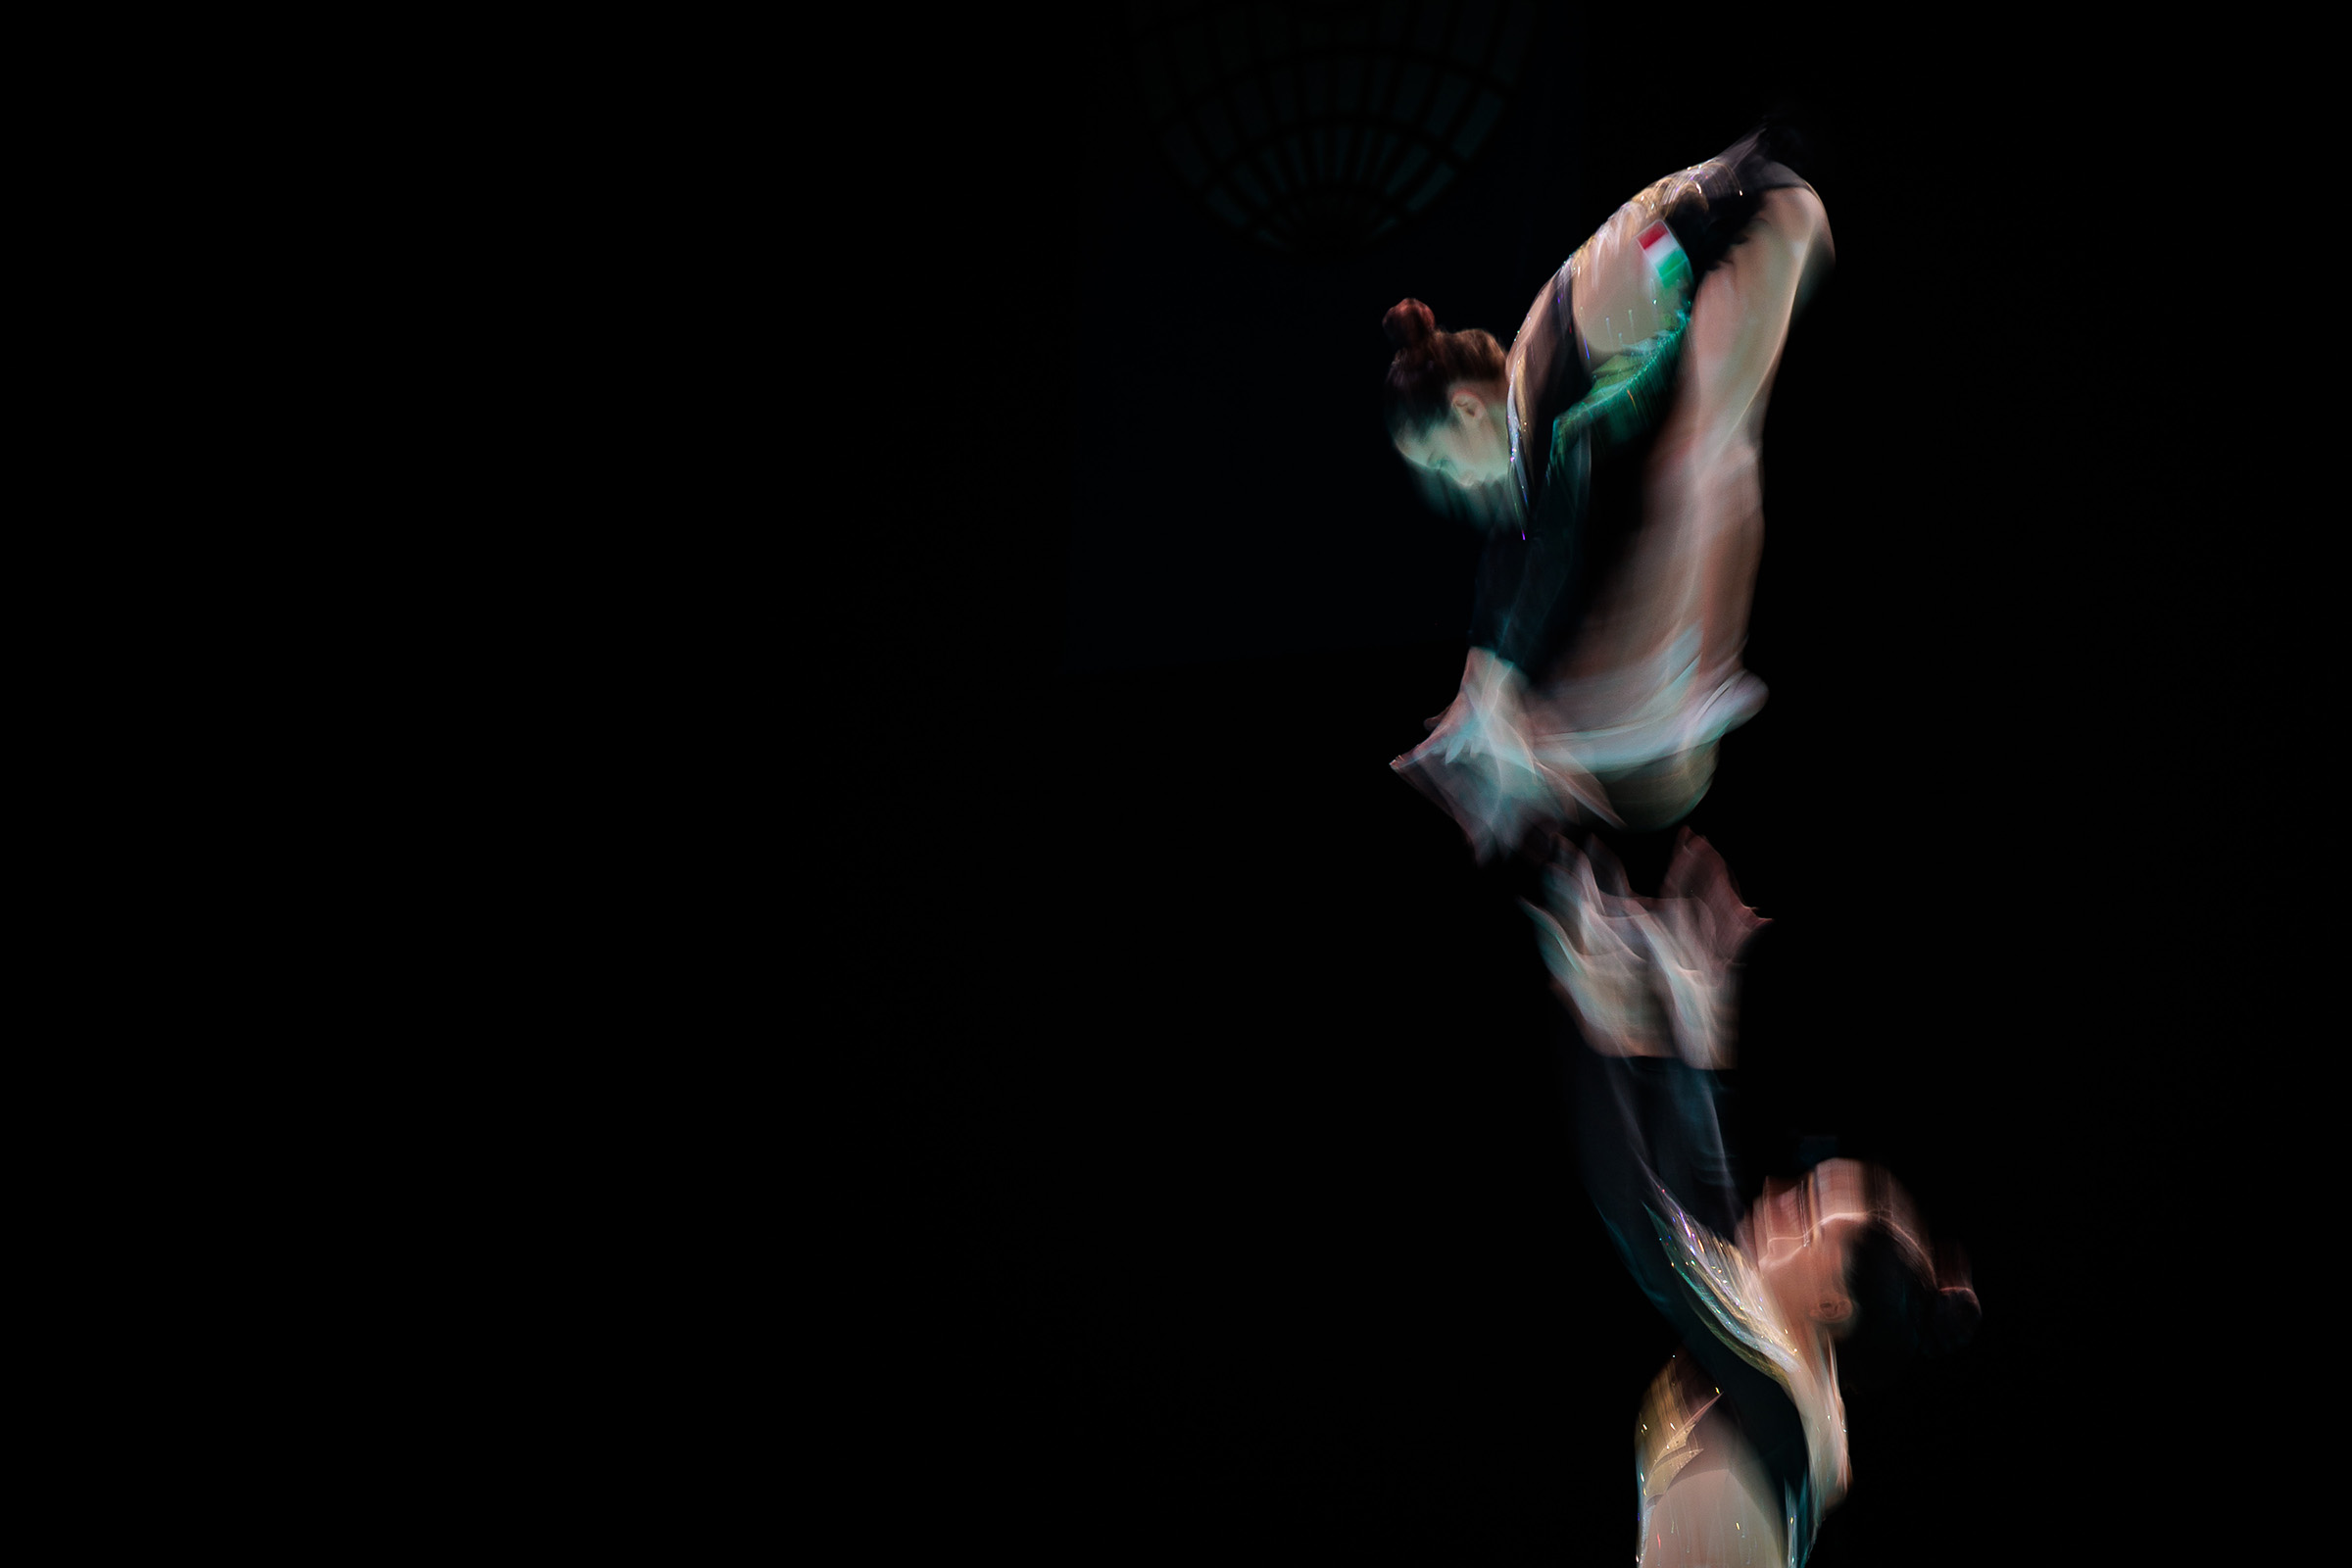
1383;299;1509;489
1755;1158;1981;1377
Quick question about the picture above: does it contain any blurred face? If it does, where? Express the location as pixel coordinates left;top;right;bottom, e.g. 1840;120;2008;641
1790;1220;1860;1334
1754;1168;1865;1336
1396;384;1510;488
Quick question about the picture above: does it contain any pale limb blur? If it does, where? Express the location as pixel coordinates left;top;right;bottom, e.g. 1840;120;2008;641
1393;648;1619;858
1525;829;1768;1071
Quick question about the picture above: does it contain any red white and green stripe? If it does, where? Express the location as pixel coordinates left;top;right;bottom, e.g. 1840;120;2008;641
1638;221;1690;292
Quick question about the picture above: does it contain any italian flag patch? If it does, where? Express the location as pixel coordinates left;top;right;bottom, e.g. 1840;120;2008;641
1639;221;1690;292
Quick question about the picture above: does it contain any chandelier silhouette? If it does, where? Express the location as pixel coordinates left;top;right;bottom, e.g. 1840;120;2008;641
1130;0;1541;256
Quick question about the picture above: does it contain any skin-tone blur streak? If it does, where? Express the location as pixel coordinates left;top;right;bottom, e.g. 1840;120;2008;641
1639;1443;1783;1566
1524;829;1766;1069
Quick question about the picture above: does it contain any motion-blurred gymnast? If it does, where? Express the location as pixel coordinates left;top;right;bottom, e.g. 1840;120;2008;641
1383;131;1978;1564
1385;127;1833;856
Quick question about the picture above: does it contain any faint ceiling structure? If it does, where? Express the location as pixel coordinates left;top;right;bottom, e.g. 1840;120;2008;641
1128;0;1541;256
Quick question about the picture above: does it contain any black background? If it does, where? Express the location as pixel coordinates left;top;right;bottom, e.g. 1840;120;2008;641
885;13;2220;1564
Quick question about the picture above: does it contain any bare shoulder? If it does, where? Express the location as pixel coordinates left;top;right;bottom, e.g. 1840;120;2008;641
1699;185;1831;323
1759;183;1833;266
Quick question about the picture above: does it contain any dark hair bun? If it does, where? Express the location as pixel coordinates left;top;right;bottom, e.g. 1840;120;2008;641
1381;301;1501;438
1384;298;1436;350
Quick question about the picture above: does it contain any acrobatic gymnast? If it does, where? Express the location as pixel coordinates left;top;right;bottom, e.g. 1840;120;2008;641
1385;127;1833;856
1385;130;1978;1563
